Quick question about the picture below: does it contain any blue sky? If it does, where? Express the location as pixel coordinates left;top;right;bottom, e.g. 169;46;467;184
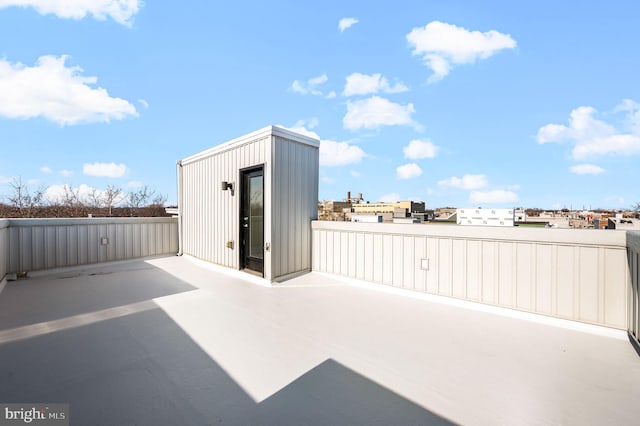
1;1;639;210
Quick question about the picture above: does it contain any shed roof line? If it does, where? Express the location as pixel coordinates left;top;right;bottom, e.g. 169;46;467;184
181;125;320;165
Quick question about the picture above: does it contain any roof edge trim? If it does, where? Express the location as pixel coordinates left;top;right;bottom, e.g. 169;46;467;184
181;125;320;165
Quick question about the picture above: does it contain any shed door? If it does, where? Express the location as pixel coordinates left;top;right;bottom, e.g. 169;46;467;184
240;166;264;275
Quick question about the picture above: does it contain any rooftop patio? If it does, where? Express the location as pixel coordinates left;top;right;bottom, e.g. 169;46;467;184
1;255;639;425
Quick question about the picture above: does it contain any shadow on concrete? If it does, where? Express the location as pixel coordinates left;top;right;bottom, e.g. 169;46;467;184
0;262;454;425
0;259;196;331
250;359;454;425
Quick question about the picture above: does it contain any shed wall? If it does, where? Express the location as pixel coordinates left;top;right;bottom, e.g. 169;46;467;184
181;136;270;274
629;231;640;345
271;136;319;278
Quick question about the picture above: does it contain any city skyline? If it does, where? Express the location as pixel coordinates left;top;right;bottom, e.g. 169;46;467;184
1;1;639;210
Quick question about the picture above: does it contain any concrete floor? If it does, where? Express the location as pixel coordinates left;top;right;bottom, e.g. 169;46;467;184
1;256;639;425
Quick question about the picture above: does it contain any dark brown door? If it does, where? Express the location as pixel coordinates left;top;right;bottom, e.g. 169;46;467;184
240;166;264;275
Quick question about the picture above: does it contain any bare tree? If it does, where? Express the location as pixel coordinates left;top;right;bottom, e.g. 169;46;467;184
60;184;82;207
126;186;154;209
103;185;123;217
632;201;640;218
6;177;46;217
150;193;167;207
148;193;168;216
86;185;122;216
88;188;104;209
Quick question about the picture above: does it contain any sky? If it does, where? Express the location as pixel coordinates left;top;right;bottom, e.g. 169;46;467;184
1;1;639;210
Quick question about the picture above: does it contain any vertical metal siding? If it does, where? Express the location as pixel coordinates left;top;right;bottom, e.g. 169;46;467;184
181;137;269;272
628;232;640;345
3;218;177;273
271;136;318;279
181;130;318;281
312;221;630;330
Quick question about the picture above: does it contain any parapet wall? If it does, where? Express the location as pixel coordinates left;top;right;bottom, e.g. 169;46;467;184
0;220;8;283
628;231;640;344
1;217;178;275
312;221;630;330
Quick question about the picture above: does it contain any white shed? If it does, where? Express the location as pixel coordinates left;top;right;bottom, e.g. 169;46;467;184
177;126;319;281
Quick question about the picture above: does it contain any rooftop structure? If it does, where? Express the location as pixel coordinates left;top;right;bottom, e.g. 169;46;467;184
177;126;319;281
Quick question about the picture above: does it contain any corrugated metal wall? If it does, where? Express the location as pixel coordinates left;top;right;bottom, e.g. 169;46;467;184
628;231;640;344
180;128;319;281
271;136;319;279
312;221;629;330
5;218;178;273
0;220;8;281
181;136;270;274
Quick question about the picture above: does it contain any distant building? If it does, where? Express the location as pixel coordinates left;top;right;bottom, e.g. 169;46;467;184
319;193;429;223
606;218;640;230
435;208;457;222
351;214;383;223
457;208;515;227
514;208;526;222
318;200;352;221
351;200;427;223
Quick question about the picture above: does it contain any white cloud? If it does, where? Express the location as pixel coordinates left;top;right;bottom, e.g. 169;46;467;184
83;162;127;178
343;73;409;96
339;17;358;32
0;0;141;26
537;102;640;160
285;123;320;140
60;169;73;177
343;96;416;130
40;165;53;174
285;121;367;167
308;74;328;86
536;123;571;144
138;99;149;108
407;21;516;83
396;163;422;179
0;55;137;125
438;174;487;190
570;164;605;175
320;176;336;184
0;176;13;184
293;118;319;130
124;180;143;188
615;99;640;134
379;192;401;202
403;139;439;159
469;190;518;204
291;80;306;94
350;170;361;178
320;140;367;166
290;74;332;97
573;134;640;159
